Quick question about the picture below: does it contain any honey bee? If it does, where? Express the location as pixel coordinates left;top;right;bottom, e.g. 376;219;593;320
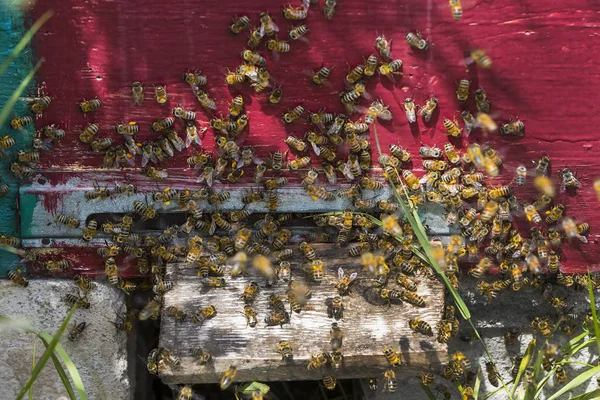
443;117;461;137
288;24;308;41
230;15;250;34
288;156;311;170
304;259;324;281
555;365;568;384
79;123;99;143
191;305;217;326
67;321;88;341
402;169;421;190
282;104;305;124
449;0;463;21
151;85;167;105
406;31;428;50
166;306;188;322
307;353;329;370
64;292;90;309
500;117;525;136
335;267;358;296
475;88;490;113
312;64;333;85
267;190;279;212
79;98;101;113
419;144;443;159
340;82;368;104
183;70;207;89
56;214;80;228
383;346;402;367
196;90;217;110
31;95;51;116
346;63;365;84
560;168;580;190
378;60;403;82
383;369;397;393
129;81;145;105
374;33;393;59
455;79;471;103
150;116;174;132
410;318;433;336
7;269;28;287
266;39;290;53
259;11;279;36
323;0;337;19
219;365;237;390
172;105;196;121
278;340;293;361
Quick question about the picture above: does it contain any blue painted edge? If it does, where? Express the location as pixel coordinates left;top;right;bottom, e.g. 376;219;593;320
0;1;36;276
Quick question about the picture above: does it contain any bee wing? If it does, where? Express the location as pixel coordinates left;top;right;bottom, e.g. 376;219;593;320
342;161;355;181
271;50;281;64
302;0;310;11
185;133;194;148
311;141;321;155
206;172;214;188
348;272;358;282
362;89;372;100
338;267;344;280
271;21;280;32
169;136;185;152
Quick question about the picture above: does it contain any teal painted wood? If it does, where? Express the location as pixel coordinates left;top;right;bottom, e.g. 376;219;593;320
0;2;36;276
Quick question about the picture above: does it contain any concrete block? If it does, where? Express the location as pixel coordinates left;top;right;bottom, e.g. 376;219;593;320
0;280;131;400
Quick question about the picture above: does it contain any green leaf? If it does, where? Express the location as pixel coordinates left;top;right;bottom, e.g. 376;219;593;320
511;339;536;398
0;59;43;129
15;305;77;400
587;271;600;355
28;340;36;400
419;382;437;400
237;381;270;395
473;368;482;400
38;333;86;400
39;337;76;400
561;331;589;356
570;389;600;400
0;10;54;77
547;365;600;400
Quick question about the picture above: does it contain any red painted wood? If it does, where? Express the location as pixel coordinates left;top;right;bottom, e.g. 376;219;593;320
28;0;600;273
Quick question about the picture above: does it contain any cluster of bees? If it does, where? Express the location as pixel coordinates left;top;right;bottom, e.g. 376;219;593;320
2;0;600;399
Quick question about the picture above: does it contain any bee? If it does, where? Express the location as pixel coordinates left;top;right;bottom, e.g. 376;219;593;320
415;97;439;123
307;353;329;370
282;5;307;20
133;201;157;221
419;144;443;159
219;365;237;391
475;87;490;113
458;110;476;136
451;78;471;103
555;365;568;384
321;376;336;391
400;290;427;307
278;340;293;361
68;321;88;341
346;63;365;84
375;33;393;59
560;168;580;190
282;104;305;124
56;214;80;228
398;98;418;124
449;0;463;21
7;269;29;287
266;39;290;53
423;160;448;171
195;90;217;111
383;346;402;367
151;85;167;105
322;0;337;18
266;190;279;212
183;70;207;88
500;117;525;136
79;98;101;113
533;155;550;176
64;293;90;309
312;65;333;85
31;95;51;115
242;305;258;327
191;305;217;326
230;15;250;34
259;11;279;36
89;137;113;152
340;82;367;104
288;24;308;41
303;259;323;281
523;204;541;225
409;318;433;336
335;267;358;296
383;369;397;393
443;117;462;137
545;204;565;224
151;116;175;132
264;310;290;326
80;219;99;241
130;81;145;105
165;305;188;322
0;136;16;150
172;105;196;121
405;30;428;50
79;123;99;143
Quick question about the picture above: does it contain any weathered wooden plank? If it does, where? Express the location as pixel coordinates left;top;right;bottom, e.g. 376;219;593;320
158;244;446;384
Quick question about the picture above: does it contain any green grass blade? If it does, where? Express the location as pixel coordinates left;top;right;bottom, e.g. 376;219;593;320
484;380;514;400
561;331;588;355
473;368;482;400
587;271;600;355
38;333;84;400
0;10;53;77
511;338;536;398
0;59;43;129
28;340;36;400
534;367;556;399
419;383;437;400
570;389;600;400
0;315;37;332
547;365;600;400
15;305;77;400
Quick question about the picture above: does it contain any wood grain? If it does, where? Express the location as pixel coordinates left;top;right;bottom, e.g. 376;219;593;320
158;244;446;383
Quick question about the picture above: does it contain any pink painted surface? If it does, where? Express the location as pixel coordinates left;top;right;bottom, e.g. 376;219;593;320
29;0;600;273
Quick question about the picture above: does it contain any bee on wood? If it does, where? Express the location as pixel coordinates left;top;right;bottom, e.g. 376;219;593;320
79;98;101;113
406;31;429;50
278;340;293;361
307;353;329;370
449;0;463;21
79;123;99;143
383;369;397;393
219;365;237;391
475;87;490;113
31;95;51;116
259;12;279;36
64;293;90;309
409;318;433;336
230;15;250;34
283;105;305;123
323;0;337;19
268;85;283;104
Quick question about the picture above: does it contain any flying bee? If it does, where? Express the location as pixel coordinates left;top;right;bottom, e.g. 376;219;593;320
230;15;250;34
406;31;429;50
470;48;492;69
31;95;51;116
449;0;463;21
443;117;461;137
475;87;490;113
375;33;393;59
219;365;237;390
460;110;477;136
79;98;101;113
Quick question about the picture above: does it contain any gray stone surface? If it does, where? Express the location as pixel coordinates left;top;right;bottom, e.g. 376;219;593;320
0;280;131;400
